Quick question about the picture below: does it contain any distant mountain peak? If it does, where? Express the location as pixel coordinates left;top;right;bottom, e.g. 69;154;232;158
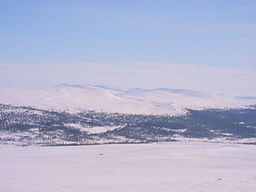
55;83;87;88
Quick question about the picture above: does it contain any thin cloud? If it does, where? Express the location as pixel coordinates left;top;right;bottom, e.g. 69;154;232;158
188;24;256;34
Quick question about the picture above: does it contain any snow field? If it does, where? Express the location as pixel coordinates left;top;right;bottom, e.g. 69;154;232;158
0;142;256;192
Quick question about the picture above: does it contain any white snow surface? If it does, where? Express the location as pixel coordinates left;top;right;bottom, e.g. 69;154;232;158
65;123;122;134
0;85;255;115
0;142;256;192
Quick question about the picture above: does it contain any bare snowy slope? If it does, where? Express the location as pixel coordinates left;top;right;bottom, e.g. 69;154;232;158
1;143;256;192
0;85;255;115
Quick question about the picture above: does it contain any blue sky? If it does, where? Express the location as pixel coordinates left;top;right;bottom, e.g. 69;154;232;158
0;0;255;95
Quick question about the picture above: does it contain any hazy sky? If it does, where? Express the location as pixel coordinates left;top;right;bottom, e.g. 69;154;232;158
0;0;255;95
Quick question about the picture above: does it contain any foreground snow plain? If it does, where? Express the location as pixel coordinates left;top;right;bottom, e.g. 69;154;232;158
1;142;256;192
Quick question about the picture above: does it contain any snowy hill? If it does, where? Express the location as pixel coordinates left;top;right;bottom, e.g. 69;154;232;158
1;103;256;146
0;85;255;116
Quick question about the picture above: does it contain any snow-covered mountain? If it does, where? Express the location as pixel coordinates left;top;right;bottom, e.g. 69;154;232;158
0;84;255;116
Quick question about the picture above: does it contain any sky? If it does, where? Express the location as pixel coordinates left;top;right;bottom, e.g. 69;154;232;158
0;0;255;96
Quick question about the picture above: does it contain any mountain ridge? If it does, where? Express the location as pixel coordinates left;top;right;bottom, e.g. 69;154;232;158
0;85;255;116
